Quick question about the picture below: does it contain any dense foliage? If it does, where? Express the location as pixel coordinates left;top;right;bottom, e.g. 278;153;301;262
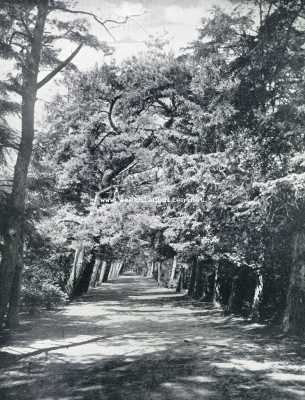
2;0;305;335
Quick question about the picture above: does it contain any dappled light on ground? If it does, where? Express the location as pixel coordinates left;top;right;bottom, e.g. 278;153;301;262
1;274;305;399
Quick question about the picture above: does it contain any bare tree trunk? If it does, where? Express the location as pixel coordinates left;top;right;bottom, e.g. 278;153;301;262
6;239;23;329
157;262;161;286
194;262;205;300
89;254;103;288
115;261;122;279
98;261;107;285
176;266;188;293
188;259;197;298
66;245;85;297
119;261;124;276
283;232;305;335
152;262;158;281
147;262;154;278
250;272;263;320
113;261;123;279
102;260;112;283
226;276;238;314
169;256;177;284
213;262;221;307
108;261;118;280
176;270;182;293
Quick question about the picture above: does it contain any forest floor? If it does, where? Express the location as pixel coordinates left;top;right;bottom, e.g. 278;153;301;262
1;274;305;400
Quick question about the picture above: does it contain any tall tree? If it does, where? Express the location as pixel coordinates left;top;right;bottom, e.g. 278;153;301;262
0;0;118;328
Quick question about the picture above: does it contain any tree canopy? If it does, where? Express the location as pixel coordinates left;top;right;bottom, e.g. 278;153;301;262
1;0;305;335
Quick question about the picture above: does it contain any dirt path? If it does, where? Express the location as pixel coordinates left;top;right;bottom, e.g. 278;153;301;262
1;274;305;400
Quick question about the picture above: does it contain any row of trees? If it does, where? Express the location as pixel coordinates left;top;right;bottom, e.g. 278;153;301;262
1;0;305;335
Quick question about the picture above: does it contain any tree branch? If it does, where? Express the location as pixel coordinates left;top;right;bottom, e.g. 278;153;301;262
58;219;81;226
37;43;83;89
115;160;138;179
18;12;34;40
108;95;122;134
101;13;146;26
93;130;118;150
50;7;117;41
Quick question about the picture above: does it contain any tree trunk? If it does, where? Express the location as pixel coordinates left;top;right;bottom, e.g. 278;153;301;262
250;272;263;320
0;1;87;329
6;240;23;329
176;270;182;293
107;262;115;280
115;261;123;279
283;231;305;335
0;2;49;328
108;261;121;280
102;260;112;283
200;271;214;302
194;263;205;300
157;262;161;286
73;253;95;297
169;256;177;284
90;255;103;288
115;261;122;279
66;245;85;297
213;262;221;307
226;276;238;315
0;96;37;327
188;258;197;298
152;262;158;281
98;261;107;285
147;262;154;278
200;272;209;301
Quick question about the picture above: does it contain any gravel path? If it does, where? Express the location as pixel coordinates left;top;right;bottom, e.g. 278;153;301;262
1;274;305;400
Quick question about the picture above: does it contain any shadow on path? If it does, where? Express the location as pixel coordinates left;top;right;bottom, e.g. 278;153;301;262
1;274;305;400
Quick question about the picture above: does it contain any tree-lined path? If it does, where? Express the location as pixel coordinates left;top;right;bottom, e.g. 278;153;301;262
1;274;305;400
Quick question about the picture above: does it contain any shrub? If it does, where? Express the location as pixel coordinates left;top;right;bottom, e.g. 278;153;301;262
21;281;68;312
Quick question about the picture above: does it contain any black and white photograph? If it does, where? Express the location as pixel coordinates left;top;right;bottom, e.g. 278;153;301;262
1;0;305;399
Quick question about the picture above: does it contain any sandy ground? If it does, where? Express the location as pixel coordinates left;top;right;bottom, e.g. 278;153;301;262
1;274;305;400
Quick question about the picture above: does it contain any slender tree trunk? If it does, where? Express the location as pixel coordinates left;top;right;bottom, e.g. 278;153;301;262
120;261;124;276
157;262;161;286
213;262;221;307
250;272;263;320
176;270;182;293
147;262;154;278
152;261;158;281
283;232;305;335
169;256;177;284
